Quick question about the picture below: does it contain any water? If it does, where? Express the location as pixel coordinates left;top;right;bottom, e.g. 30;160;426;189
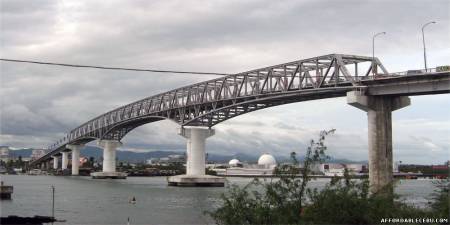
0;175;439;225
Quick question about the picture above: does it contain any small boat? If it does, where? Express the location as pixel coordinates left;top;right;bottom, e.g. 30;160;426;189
0;181;13;200
129;196;136;204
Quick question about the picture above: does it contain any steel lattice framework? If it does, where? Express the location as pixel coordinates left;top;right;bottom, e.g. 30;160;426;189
44;54;389;155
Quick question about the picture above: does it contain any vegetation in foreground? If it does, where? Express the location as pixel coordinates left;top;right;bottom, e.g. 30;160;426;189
207;130;449;225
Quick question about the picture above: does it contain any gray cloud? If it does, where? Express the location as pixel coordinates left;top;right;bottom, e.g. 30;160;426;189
1;0;449;164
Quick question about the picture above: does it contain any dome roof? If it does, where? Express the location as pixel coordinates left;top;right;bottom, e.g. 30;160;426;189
229;159;240;165
258;154;277;166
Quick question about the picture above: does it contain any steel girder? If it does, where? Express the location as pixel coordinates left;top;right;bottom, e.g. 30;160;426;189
42;54;387;156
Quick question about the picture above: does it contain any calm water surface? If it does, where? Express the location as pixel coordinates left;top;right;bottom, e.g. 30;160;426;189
0;175;439;225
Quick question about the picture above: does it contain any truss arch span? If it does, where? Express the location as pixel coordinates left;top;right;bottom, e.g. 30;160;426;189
33;54;395;164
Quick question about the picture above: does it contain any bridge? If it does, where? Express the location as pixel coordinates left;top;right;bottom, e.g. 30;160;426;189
29;54;450;192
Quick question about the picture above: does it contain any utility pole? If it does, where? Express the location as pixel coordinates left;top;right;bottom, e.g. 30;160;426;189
422;21;436;72
51;185;55;224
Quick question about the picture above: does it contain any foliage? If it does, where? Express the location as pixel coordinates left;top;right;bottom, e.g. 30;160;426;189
207;129;449;225
207;129;335;225
302;170;431;225
206;167;218;175
429;178;449;218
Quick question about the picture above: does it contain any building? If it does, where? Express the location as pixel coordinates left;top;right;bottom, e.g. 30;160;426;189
228;159;242;167
146;154;186;165
0;147;9;162
393;161;401;173
311;163;368;176
218;153;278;176
30;149;47;160
146;158;159;165
258;154;277;169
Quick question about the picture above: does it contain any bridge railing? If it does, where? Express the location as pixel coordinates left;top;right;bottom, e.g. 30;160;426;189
387;66;450;76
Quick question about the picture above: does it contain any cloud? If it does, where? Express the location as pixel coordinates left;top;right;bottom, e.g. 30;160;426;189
1;0;449;164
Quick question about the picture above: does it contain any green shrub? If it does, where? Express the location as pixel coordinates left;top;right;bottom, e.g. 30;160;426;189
207;129;334;225
303;171;432;225
429;179;449;218
207;129;448;225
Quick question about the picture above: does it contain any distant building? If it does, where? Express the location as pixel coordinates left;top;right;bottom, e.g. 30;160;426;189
0;147;9;162
30;149;47;160
228;159;242;167
146;158;159;165
146;154;186;165
311;163;367;176
393;161;401;173
258;154;277;169
219;153;278;176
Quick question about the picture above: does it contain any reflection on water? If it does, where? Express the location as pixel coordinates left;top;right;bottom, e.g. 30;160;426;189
0;175;439;225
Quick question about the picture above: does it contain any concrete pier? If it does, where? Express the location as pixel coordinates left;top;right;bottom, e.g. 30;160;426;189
91;140;126;179
66;144;84;175
61;151;69;170
347;91;410;193
168;127;225;187
52;156;59;170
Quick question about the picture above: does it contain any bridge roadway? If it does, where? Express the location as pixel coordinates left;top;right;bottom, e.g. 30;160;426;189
30;54;450;191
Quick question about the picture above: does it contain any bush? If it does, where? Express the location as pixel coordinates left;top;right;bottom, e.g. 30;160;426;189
429;179;449;218
207;129;334;225
207;129;448;225
303;171;432;225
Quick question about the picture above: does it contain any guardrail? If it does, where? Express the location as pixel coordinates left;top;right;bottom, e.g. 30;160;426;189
388;66;450;76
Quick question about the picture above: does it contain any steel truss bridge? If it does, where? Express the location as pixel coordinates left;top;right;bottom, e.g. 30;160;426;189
30;54;450;166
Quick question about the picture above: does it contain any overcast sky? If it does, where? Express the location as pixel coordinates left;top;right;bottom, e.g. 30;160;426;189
1;0;449;164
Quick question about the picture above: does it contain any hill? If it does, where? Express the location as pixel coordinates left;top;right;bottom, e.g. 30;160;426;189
6;146;366;164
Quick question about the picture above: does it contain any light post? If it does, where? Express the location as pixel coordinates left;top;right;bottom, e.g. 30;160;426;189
51;185;55;225
372;32;386;76
422;21;436;72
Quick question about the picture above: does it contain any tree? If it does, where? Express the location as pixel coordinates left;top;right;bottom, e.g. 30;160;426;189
207;129;335;225
208;129;446;225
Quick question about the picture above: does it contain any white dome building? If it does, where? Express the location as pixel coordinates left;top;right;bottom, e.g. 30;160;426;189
228;159;241;167
258;154;277;168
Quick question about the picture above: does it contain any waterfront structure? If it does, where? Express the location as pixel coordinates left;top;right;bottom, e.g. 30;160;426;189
219;154;278;176
168;127;225;186
30;149;46;161
258;154;277;169
0;147;9;162
0;181;13;200
91;140;127;179
29;54;450;192
147;154;186;165
228;159;241;167
313;163;368;176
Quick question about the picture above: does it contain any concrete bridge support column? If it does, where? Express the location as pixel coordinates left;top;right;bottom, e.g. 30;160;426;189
67;144;84;175
168;127;225;187
61;152;69;170
347;91;410;194
52;156;59;170
91;140;126;179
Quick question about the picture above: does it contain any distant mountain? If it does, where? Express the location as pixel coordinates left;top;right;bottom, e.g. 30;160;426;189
6;148;33;158
6;146;366;164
